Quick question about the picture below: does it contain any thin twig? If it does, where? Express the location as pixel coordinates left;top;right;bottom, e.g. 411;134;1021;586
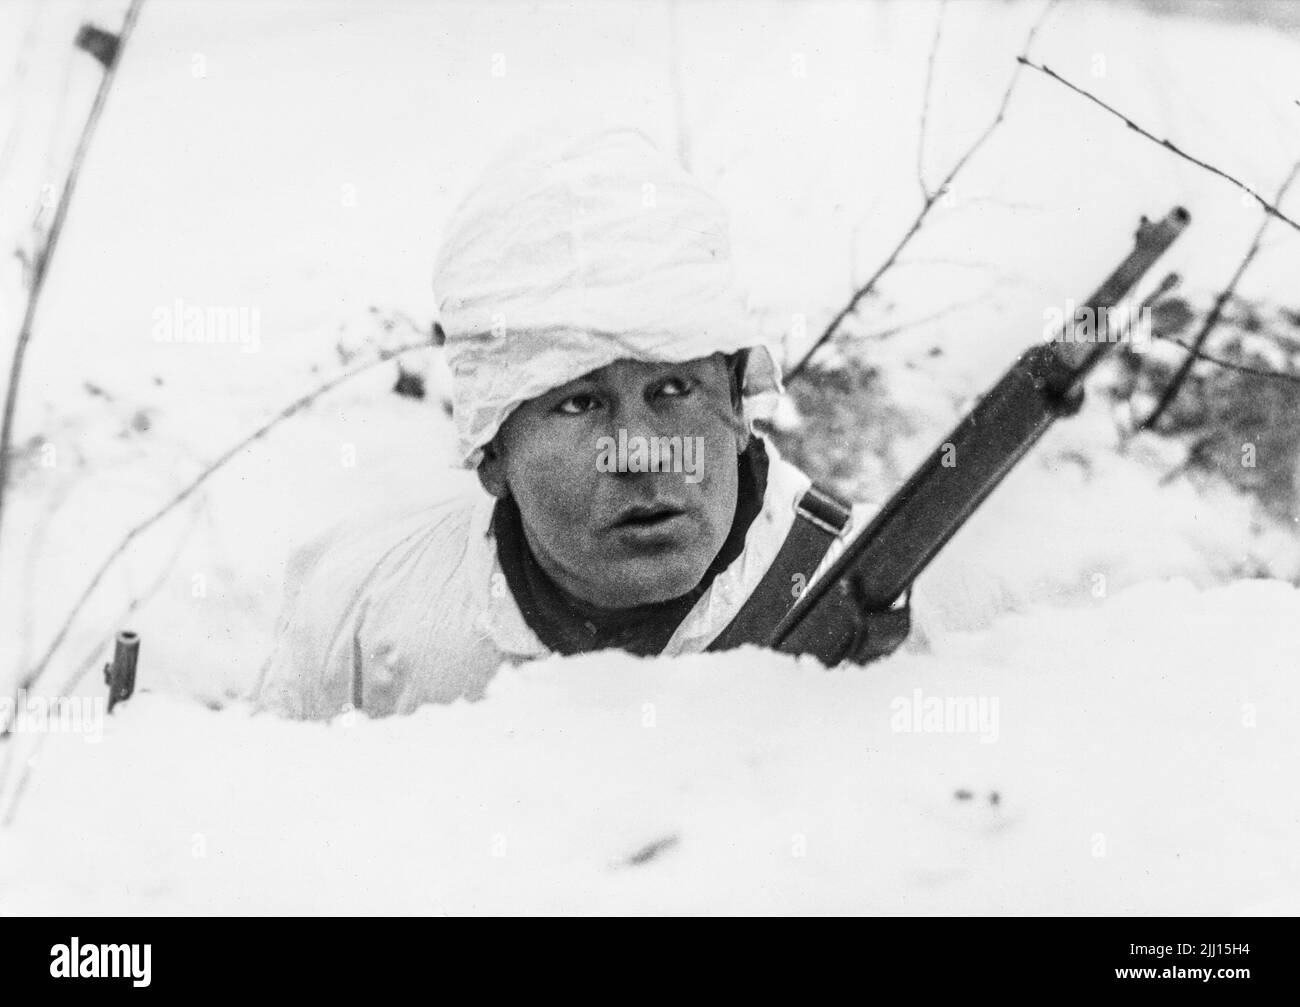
0;0;145;581
16;479;76;674
1149;334;1300;387
1138;160;1300;429
667;0;691;172
917;0;947;200
786;0;1057;382
1017;56;1300;236
872;285;1017;342
0;339;430;743
1107;276;1300;400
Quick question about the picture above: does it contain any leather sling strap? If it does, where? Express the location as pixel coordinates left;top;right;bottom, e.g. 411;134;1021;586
706;483;853;653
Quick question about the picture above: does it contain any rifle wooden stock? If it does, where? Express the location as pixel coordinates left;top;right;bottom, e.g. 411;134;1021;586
770;207;1191;664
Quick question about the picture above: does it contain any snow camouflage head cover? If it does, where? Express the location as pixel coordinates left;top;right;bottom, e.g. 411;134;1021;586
432;127;782;468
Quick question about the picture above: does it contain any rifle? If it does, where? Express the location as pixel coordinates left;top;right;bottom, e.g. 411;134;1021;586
770;206;1191;665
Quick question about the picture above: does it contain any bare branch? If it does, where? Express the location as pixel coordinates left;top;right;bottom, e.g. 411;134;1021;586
786;0;1058;382
667;0;692;172
1138;160;1300;429
1017;56;1300;236
1150;333;1300;388
0;0;145;581
917;0;947;200
868;286;1006;342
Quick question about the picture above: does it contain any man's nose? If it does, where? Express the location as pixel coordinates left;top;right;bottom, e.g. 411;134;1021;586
617;398;674;439
610;400;679;475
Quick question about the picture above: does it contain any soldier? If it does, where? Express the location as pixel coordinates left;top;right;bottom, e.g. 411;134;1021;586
253;128;926;720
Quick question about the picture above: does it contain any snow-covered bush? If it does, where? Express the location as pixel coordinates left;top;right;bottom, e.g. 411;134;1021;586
1105;295;1300;525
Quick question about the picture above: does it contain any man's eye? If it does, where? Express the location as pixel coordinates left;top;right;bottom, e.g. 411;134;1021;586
556;394;599;415
656;377;694;398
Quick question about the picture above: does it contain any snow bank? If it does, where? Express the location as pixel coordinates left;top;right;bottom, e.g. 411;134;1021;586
2;577;1296;915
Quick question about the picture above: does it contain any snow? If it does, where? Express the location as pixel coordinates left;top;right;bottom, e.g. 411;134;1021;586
1;0;1298;913
1;577;1296;915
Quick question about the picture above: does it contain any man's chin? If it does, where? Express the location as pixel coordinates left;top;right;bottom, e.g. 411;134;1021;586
593;556;707;609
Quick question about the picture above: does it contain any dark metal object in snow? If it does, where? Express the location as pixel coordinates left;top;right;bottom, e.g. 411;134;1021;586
104;631;140;713
75;24;121;70
767;207;1192;667
393;365;426;400
622;834;680;867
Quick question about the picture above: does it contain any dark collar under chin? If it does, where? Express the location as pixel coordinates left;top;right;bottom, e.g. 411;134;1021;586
491;437;771;657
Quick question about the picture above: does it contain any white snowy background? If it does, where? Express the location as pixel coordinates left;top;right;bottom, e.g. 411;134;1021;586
0;0;1298;914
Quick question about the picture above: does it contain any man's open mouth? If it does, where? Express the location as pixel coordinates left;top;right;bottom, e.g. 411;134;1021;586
612;504;687;529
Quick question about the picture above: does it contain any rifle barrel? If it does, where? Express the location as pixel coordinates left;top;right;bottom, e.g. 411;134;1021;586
770;207;1191;663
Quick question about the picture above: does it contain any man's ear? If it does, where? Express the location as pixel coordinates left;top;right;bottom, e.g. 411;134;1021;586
728;351;752;453
735;414;752;454
726;350;747;412
476;439;509;499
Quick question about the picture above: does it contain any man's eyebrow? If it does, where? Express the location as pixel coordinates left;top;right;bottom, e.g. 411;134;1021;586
541;376;599;401
654;357;715;375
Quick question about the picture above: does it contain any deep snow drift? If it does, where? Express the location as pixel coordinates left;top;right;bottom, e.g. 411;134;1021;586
1;577;1296;915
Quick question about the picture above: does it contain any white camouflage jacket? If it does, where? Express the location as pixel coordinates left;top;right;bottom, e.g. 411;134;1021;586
251;441;940;720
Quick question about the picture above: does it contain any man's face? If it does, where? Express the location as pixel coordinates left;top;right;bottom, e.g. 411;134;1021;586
481;354;747;609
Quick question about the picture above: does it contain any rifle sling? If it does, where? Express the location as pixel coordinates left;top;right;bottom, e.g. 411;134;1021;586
706;483;853;653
